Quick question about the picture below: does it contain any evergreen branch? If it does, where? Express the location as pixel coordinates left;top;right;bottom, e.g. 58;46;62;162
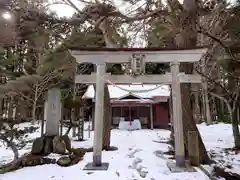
36;73;59;100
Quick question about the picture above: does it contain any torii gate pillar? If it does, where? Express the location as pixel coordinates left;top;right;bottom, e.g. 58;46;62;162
92;62;105;166
84;62;109;170
171;62;185;167
70;47;208;169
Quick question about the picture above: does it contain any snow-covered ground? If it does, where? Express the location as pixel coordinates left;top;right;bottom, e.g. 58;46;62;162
0;122;239;180
198;123;240;175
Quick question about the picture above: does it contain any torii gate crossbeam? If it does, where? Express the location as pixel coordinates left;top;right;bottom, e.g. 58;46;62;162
69;47;208;170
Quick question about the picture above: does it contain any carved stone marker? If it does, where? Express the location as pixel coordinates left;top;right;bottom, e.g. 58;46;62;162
45;88;61;136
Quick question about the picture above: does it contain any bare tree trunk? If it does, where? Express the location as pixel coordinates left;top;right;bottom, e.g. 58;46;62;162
220;100;225;119
181;82;210;164
174;0;210;164
227;64;240;148
201;59;212;124
102;85;111;149
7;97;14;119
192;63;201;123
0;98;3;119
215;74;224;121
211;98;217;121
237;107;240;125
169;91;174;145
32;100;37;122
232;107;240;148
203;82;212;124
15;101;20;120
32;86;38;123
98;19;121;149
201;89;206;121
192;84;201;123
71;82;77;137
0;134;19;161
93;83;112;149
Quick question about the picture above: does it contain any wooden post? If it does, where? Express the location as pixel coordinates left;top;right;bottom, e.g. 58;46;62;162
92;62;105;166
150;104;153;129
168;97;173;126
60;118;63;136
88;116;91;138
91;103;95;130
187;131;200;166
170;62;185;167
60;102;63;136
238;107;240;124
120;106;122;117
71;83;77;137
41;119;44;137
129;105;131;125
78;107;84;141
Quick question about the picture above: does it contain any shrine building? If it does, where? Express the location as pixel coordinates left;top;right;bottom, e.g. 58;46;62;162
82;83;171;129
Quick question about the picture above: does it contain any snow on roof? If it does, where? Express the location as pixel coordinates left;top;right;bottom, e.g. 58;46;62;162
82;84;170;99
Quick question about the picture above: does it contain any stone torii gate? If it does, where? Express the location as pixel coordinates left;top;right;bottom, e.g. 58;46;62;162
70;47;207;170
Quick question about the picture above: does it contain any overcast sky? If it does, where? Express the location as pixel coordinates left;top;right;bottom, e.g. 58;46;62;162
49;0;133;17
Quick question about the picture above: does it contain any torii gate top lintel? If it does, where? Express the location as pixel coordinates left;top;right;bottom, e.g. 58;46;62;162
69;46;209;168
69;47;208;64
69;46;208;52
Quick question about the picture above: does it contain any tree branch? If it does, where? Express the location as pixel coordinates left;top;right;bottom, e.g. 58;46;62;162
197;25;227;48
122;8;168;23
232;91;240;112
197;24;237;62
17;92;34;103
0;134;19;161
195;67;234;101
